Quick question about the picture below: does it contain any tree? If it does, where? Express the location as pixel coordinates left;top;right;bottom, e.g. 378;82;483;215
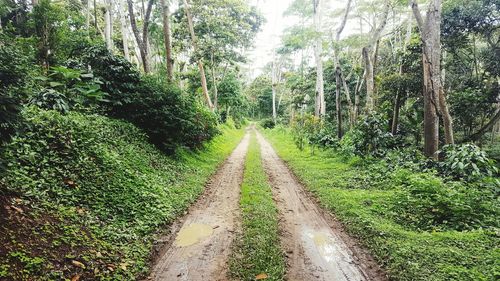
411;0;454;159
161;0;173;81
363;0;390;113
313;0;325;117
333;0;353;138
182;0;213;109
127;0;154;73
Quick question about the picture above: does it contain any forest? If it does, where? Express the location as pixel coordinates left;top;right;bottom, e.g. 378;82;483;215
0;0;498;280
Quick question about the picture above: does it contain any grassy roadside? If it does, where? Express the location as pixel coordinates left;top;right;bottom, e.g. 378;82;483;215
230;132;285;281
0;108;245;280
262;128;499;281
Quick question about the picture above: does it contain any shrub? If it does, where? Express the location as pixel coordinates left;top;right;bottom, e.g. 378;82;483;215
260;118;275;129
28;66;107;113
391;172;499;231
77;44;141;112
438;144;498;181
115;77;219;151
342;113;395;157
0;43;30;144
73;45;219;151
290;114;321;151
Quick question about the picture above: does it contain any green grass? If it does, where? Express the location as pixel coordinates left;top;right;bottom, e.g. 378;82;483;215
262;128;499;281
0;107;245;280
229;132;286;281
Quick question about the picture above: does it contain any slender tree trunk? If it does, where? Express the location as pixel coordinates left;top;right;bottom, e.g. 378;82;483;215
333;0;353;132
105;0;113;52
313;0;325;117
363;47;375;112
335;67;343;138
127;0;153;73
272;60;278;123
183;0;214;109
364;0;390;112
94;0;97;30
392;11;413;135
119;0;130;61
161;0;174;81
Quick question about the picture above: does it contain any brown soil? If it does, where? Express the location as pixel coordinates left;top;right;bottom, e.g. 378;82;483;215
0;193;113;281
148;131;250;281
256;131;387;281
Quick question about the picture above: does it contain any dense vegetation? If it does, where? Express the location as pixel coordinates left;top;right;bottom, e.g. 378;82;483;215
0;0;258;279
263;128;498;281
1;0;499;280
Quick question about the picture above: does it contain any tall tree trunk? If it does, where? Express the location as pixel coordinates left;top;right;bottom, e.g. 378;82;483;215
105;0;113;52
94;0;97;30
127;0;153;73
363;47;375;112
392;11;413;135
183;0;214;109
335;67;343;138
119;0;130;61
364;0;390;113
333;0;353;133
313;0;325;117
272;60;278;124
411;0;450;159
161;0;174;81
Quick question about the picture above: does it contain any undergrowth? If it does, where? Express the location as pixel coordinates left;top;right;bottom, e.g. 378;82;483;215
229;132;285;281
262;128;499;281
0;107;245;280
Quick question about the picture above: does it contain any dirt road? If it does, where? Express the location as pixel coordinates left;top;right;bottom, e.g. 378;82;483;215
149;132;250;281
256;131;385;281
150;128;384;281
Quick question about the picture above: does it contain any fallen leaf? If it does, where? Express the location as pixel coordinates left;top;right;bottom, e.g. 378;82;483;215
256;273;268;280
72;260;85;269
120;262;128;271
71;274;80;281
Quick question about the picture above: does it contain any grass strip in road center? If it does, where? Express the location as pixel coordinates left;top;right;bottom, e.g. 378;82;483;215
229;132;286;281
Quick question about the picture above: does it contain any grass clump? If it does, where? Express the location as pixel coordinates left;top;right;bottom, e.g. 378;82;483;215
262;128;499;281
0;107;245;280
230;132;285;281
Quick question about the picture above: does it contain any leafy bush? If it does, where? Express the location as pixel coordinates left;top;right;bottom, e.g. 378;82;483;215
116;77;219;151
0;43;30;144
77;44;141;111
438;144;498;181
291;114;321;151
391;172;499;231
74;45;219;151
342;113;395;157
29;66;107;113
260;118;275;129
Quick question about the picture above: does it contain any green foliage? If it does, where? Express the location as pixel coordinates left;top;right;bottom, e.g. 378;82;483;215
263;129;499;281
77;44;141;110
0;42;30;144
260;118;275;129
29;66;107;113
438;144;499;181
343;114;395;157
76;45;219;151
230;133;285;281
119;77;220;151
391;173;498;231
290;114;321;151
1;107;245;279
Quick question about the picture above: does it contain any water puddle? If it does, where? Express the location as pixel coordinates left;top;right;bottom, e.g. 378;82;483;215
311;232;338;263
174;223;214;247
